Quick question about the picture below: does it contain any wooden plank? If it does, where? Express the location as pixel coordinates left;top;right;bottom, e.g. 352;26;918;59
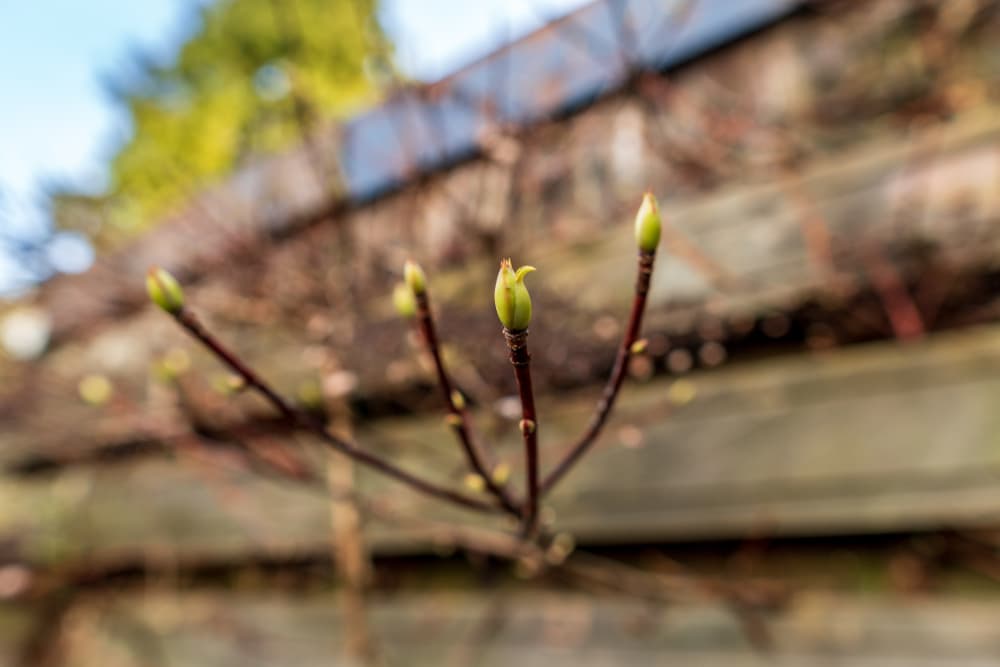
8;105;1000;467
8;325;1000;564
55;589;1000;667
0;604;33;667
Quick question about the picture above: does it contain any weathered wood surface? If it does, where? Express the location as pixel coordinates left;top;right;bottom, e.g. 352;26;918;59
18;0;953;345
7;323;1000;566
6;101;1000;472
46;590;1000;666
3;0;1000;579
0;605;32;667
8;0;1000;467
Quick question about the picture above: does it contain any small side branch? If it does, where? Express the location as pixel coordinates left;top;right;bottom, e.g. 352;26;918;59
541;250;656;495
172;307;497;514
415;291;522;517
503;327;539;538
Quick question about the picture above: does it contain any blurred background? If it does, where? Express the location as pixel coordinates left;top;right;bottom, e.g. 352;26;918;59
5;0;1000;664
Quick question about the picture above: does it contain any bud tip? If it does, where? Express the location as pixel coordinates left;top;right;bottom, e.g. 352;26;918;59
146;267;185;314
404;259;427;295
494;258;535;330
634;192;662;253
630;339;648;355
392;282;417;318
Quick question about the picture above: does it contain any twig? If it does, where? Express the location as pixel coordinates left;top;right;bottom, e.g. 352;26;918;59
860;243;925;341
541;250;655;495
414;290;522;517
171;306;498;514
502;327;539;537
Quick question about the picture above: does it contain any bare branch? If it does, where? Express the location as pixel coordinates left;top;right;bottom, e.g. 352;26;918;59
170;306;499;514
414;289;523;517
541;249;656;495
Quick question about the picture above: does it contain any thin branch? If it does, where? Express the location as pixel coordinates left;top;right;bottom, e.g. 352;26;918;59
541;249;656;495
502;328;539;538
414;290;523;517
860;242;925;341
171;306;498;514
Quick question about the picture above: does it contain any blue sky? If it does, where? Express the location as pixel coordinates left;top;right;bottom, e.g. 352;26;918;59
0;0;589;292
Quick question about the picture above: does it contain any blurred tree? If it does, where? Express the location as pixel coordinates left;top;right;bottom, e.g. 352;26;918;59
53;0;393;249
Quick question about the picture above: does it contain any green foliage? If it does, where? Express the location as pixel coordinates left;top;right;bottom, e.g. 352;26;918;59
56;0;392;248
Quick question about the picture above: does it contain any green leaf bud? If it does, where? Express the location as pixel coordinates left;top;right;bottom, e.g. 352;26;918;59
463;473;486;493
404;259;427;296
78;373;113;406
634;192;662;253
392;282;416;318
146;267;185;315
494;259;535;331
491;462;511;486
629;339;648;355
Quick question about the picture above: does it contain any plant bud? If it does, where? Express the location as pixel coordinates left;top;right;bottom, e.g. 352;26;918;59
519;418;536;435
491;462;511;486
463;473;486;493
494;259;535;331
78;373;113;406
392;283;416;318
450;389;466;411
629;339;648;355
634;192;661;253
404;259;427;296
146;267;185;314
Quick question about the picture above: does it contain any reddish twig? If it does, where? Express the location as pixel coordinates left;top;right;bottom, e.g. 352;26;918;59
541;250;656;495
502;327;539;537
172;307;497;514
860;243;925;342
415;291;522;517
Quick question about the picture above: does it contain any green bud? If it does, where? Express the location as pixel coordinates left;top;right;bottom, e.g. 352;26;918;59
146;267;185;314
78;373;113;406
546;532;576;565
629;339;648;355
404;260;427;296
494;259;535;331
392;282;416;318
463;473;486;493
634;192;661;253
491;462;511;486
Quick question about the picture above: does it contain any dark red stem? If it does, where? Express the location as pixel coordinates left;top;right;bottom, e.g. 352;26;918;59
415;293;522;517
503;328;538;538
541;250;655;495
173;308;497;514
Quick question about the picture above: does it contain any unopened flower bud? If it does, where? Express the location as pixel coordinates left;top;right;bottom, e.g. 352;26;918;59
546;532;576;565
78;373;113;406
494;259;535;331
634;192;661;253
519;418;536;435
146;267;185;314
491;462;511;486
392;283;416;318
450;389;466;411
404;260;427;296
463;473;486;493
629;339;648;355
